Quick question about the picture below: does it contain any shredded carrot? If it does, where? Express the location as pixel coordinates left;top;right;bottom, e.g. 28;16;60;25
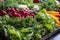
47;11;59;17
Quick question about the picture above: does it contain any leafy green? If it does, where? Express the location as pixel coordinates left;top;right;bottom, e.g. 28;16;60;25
39;0;59;11
0;9;56;40
1;0;19;10
17;0;33;5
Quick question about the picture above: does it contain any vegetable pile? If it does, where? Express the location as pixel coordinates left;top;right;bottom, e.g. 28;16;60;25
0;0;59;40
0;9;56;40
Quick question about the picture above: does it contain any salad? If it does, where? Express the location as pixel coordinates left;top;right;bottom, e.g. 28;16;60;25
0;0;60;40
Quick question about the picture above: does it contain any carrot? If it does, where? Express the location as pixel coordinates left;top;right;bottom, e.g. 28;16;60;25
47;11;59;16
